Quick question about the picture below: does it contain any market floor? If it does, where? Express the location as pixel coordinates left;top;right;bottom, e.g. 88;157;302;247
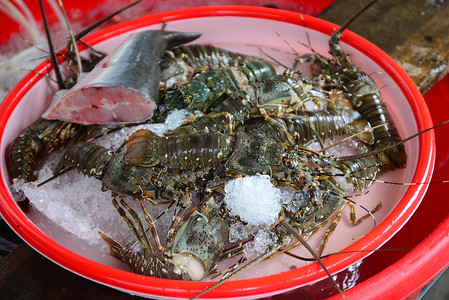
420;267;449;300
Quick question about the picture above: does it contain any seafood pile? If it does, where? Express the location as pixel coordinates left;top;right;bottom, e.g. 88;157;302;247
6;7;409;297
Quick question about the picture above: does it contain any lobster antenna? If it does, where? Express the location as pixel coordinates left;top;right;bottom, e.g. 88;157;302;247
285;247;413;261
276;30;300;57
37;166;73;187
74;0;143;41
190;246;280;299
57;0;83;73
319;123;386;152
336;119;449;162
329;0;379;57
284;251;321;262
299;12;312;52
38;0;65;89
323;247;413;258
325;170;449;186
259;47;290;70
155;201;176;221
280;218;344;296
339;0;378;33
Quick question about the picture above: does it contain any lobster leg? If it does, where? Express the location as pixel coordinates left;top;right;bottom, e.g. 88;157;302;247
317;200;382;257
259;108;296;144
318;212;342;257
180;111;235;134
138;199;166;253
348;201;382;226
111;193;153;257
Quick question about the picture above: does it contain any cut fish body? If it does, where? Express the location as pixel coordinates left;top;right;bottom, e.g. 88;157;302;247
42;30;201;125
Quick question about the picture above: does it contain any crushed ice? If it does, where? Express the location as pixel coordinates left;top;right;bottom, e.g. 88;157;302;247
96;109;199;149
12;154;131;244
229;221;248;243
224;174;282;228
243;230;278;257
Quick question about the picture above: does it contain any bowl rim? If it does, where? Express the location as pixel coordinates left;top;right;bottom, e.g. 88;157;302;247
0;5;435;299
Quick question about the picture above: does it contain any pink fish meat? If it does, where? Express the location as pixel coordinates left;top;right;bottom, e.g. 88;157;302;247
42;30;201;125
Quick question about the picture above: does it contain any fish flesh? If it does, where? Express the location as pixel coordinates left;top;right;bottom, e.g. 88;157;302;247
42;30;201;125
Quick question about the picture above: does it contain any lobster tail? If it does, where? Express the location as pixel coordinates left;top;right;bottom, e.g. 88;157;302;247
99;232;186;280
125;132;235;170
55;141;113;179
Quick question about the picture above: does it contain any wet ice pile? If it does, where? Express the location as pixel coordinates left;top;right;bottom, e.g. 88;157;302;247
224;174;283;256
224;174;282;228
229;218;280;257
224;175;312;256
13;157;127;243
243;230;279;257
